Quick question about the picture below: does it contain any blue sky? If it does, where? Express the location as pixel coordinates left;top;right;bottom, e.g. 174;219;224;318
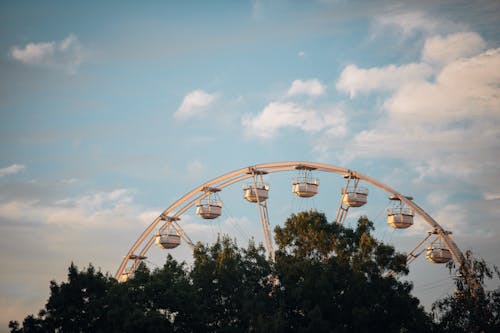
1;0;499;329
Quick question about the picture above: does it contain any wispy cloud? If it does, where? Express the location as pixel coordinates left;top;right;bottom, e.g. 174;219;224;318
483;193;500;201
0;189;142;227
0;164;25;177
61;178;79;184
287;79;326;97
242;102;346;139
174;90;218;119
375;10;465;36
337;63;432;98
9;35;84;73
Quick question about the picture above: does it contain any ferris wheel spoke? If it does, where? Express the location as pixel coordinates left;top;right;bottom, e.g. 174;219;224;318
245;169;274;261
335;172;369;225
406;232;434;265
171;220;195;249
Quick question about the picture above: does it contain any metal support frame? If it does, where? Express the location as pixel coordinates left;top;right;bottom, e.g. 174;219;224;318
114;161;482;297
335;173;361;224
406;232;434;265
250;169;275;261
200;186;221;204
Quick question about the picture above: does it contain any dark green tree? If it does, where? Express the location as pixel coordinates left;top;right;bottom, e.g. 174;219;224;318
272;211;432;332
9;263;119;333
189;236;273;332
432;250;500;333
18;210;500;332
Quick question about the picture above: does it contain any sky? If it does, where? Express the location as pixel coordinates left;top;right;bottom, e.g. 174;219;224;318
1;0;499;330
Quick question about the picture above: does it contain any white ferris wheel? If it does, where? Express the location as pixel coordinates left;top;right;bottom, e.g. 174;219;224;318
115;161;481;294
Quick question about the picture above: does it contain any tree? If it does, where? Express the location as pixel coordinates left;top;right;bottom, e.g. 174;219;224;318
9;263;119;333
17;210;481;332
272;211;432;332
432;250;500;333
189;236;274;332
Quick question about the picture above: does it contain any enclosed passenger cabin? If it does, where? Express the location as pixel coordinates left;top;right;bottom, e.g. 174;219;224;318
196;203;222;219
155;231;181;249
426;246;452;264
196;187;222;219
292;166;319;198
342;187;368;207
341;173;368;208
243;184;269;203
387;195;414;229
293;180;319;197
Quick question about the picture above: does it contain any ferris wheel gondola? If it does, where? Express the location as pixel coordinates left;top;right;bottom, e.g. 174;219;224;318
292;165;319;198
387;195;414;229
196;187;223;219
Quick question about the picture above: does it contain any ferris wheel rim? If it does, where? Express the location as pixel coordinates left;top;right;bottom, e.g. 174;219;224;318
115;161;478;293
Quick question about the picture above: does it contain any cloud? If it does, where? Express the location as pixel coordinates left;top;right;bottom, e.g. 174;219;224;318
424;191;475;237
0;164;25;177
0;189;142;227
9;35;84;73
336;63;433;98
287;79;326;97
61;178;79;184
174;90;218;119
422;32;487;65
383;48;500;121
138;210;162;225
298;51;306;58
242;102;346;139
344;46;500;197
483;193;500;201
375;10;464;36
10;41;55;64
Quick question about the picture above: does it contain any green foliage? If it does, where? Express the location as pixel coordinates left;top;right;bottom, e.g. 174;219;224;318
190;237;273;332
274;210;336;259
9;263;119;332
273;211;429;332
11;211;498;332
274;211;408;276
432;250;500;333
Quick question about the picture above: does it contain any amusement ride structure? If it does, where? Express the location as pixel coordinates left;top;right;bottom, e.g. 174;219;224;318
115;161;481;294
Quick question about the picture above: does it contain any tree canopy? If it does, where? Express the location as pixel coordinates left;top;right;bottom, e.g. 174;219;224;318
432;250;500;333
9;211;499;332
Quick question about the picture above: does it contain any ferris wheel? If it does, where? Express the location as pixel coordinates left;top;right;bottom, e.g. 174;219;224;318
115;161;481;294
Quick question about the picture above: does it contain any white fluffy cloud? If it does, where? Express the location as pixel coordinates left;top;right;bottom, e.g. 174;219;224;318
336;63;433;98
242;102;346;139
0;164;25;177
10;41;55;64
10;35;84;73
343;44;500;198
287;79;326;97
422;32;487;65
175;90;218;119
384;48;500;121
